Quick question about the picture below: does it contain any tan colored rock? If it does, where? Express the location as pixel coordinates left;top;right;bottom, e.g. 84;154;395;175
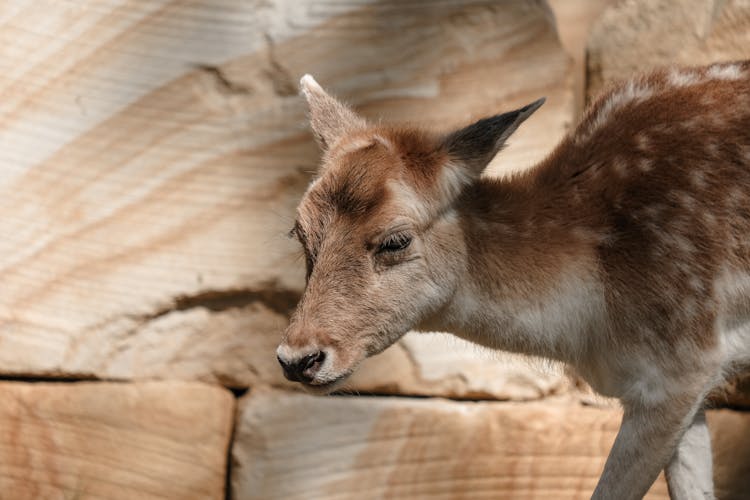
710;373;750;409
351;332;568;400
548;0;615;116
0;1;574;395
708;409;750;500
586;0;750;101
0;0;310;378
232;389;674;499
0;381;234;500
92;302;297;390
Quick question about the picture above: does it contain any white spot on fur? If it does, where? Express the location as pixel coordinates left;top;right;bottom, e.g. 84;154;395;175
612;157;628;177
673;260;694;279
707;64;743;81
703;212;717;227
668;68;701;87
727;187;744;207
582;81;654;141
682;296;700;319
642;204;664;219
635;133;651;152
706;142;720;157
676;191;697;211
638;158;654;172
690;170;707;189
688;276;704;293
671;233;697;254
681;117;702;131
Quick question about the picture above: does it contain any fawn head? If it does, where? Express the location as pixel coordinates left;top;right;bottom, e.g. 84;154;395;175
276;75;543;392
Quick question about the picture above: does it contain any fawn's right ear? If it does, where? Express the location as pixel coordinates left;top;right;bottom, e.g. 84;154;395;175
300;74;367;152
443;98;545;177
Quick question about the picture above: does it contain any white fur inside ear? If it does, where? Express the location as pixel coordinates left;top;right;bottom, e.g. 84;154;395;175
440;162;474;200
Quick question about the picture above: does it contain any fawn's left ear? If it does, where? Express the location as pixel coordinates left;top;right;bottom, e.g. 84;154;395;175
443;98;545;176
300;74;367;152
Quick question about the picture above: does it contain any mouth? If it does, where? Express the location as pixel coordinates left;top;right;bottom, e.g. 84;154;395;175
300;372;352;395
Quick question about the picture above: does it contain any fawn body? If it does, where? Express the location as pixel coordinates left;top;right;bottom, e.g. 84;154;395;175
277;62;750;499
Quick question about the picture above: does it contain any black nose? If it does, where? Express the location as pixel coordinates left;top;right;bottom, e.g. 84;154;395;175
277;351;326;383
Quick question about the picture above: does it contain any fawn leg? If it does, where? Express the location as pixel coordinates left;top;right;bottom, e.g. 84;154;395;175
591;395;705;500
665;408;714;500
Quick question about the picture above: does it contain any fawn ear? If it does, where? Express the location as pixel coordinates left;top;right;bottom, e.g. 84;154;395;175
300;74;367;152
444;98;545;176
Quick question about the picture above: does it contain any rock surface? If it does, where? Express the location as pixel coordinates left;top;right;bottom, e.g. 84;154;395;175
548;0;614;116
0;0;575;400
351;333;568;400
586;0;750;100
0;381;234;500
232;389;675;499
710;409;750;500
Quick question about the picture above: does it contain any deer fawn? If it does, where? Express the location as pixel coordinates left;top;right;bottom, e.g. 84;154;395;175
277;61;750;499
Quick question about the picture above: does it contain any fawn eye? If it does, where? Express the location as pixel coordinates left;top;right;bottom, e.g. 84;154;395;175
378;233;412;253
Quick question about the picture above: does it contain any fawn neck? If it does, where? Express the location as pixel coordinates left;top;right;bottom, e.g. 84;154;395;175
421;171;606;364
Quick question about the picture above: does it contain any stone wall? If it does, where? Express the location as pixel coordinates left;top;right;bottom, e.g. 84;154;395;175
0;1;747;498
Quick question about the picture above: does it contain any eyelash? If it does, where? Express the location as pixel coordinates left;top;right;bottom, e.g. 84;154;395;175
291;224;411;269
378;233;412;253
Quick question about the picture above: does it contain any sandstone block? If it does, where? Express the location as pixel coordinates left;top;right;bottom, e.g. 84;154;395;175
232;390;750;499
586;0;750;100
232;389;671;499
0;381;234;500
